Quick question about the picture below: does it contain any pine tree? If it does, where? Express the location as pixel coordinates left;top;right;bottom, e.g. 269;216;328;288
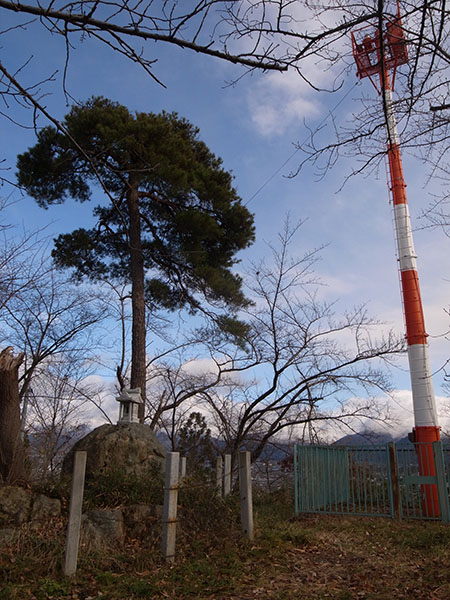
176;412;216;476
17;97;255;420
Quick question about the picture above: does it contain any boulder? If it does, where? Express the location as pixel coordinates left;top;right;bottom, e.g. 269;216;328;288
61;423;166;479
31;494;61;521
81;508;124;547
0;485;32;526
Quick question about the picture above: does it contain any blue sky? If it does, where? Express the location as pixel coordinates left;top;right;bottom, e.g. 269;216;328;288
1;8;449;435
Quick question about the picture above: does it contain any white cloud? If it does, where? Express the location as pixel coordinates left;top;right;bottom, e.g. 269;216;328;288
368;390;450;438
314;389;450;443
78;374;117;429
180;357;219;377
239;0;353;139
246;63;331;137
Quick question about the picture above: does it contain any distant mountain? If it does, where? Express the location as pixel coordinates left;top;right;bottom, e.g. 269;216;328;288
155;431;292;462
333;431;450;447
156;428;450;458
333;431;397;446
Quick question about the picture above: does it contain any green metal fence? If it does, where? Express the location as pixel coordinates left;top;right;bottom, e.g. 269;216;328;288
294;444;393;517
294;442;450;522
395;442;450;521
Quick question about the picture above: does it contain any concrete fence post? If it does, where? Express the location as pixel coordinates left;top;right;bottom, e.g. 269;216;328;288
162;452;180;563
224;454;232;496
64;451;87;577
179;456;187;480
239;450;254;541
216;455;223;497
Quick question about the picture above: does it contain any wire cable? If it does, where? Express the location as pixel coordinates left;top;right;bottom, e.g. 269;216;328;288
245;80;360;206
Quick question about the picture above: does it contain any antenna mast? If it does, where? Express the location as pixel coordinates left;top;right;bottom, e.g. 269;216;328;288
351;1;440;516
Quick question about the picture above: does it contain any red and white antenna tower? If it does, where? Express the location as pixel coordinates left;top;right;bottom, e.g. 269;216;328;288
351;1;440;516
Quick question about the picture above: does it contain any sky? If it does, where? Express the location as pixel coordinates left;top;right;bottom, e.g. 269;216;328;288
1;5;449;439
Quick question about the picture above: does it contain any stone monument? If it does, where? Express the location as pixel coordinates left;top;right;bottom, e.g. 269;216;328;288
61;388;166;479
116;387;142;424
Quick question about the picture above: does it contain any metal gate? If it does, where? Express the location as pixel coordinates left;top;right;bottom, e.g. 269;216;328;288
294;442;450;522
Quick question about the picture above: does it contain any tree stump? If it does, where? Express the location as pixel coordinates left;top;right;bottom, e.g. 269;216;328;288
0;347;25;483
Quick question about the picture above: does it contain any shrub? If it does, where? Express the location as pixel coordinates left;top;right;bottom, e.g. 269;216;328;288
82;462;164;509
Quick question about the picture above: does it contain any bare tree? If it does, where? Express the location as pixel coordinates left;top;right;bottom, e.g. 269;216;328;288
100;278;246;429
0;1;448;183
0;240;110;480
0;267;107;402
0;197;49;310
146;219;404;463
212;221;403;462
0;201;50;482
24;361;106;480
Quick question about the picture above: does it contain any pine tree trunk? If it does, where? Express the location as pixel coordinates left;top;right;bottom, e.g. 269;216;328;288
126;181;147;422
0;347;26;483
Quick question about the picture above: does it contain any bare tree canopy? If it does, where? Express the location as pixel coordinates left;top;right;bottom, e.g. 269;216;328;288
1;1;448;158
0;267;106;400
0;1;446;78
146;220;405;461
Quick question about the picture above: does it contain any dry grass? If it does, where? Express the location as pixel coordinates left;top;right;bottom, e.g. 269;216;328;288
2;487;450;599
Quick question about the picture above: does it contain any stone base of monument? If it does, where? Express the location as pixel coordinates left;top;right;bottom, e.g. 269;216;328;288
61;423;166;479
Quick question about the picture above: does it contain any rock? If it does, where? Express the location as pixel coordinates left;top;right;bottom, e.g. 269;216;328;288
61;423;166;479
123;504;162;538
31;494;61;521
0;486;32;526
123;503;154;522
81;508;124;548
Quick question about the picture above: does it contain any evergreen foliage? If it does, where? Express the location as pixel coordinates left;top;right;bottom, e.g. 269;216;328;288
17;97;255;312
176;411;216;475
